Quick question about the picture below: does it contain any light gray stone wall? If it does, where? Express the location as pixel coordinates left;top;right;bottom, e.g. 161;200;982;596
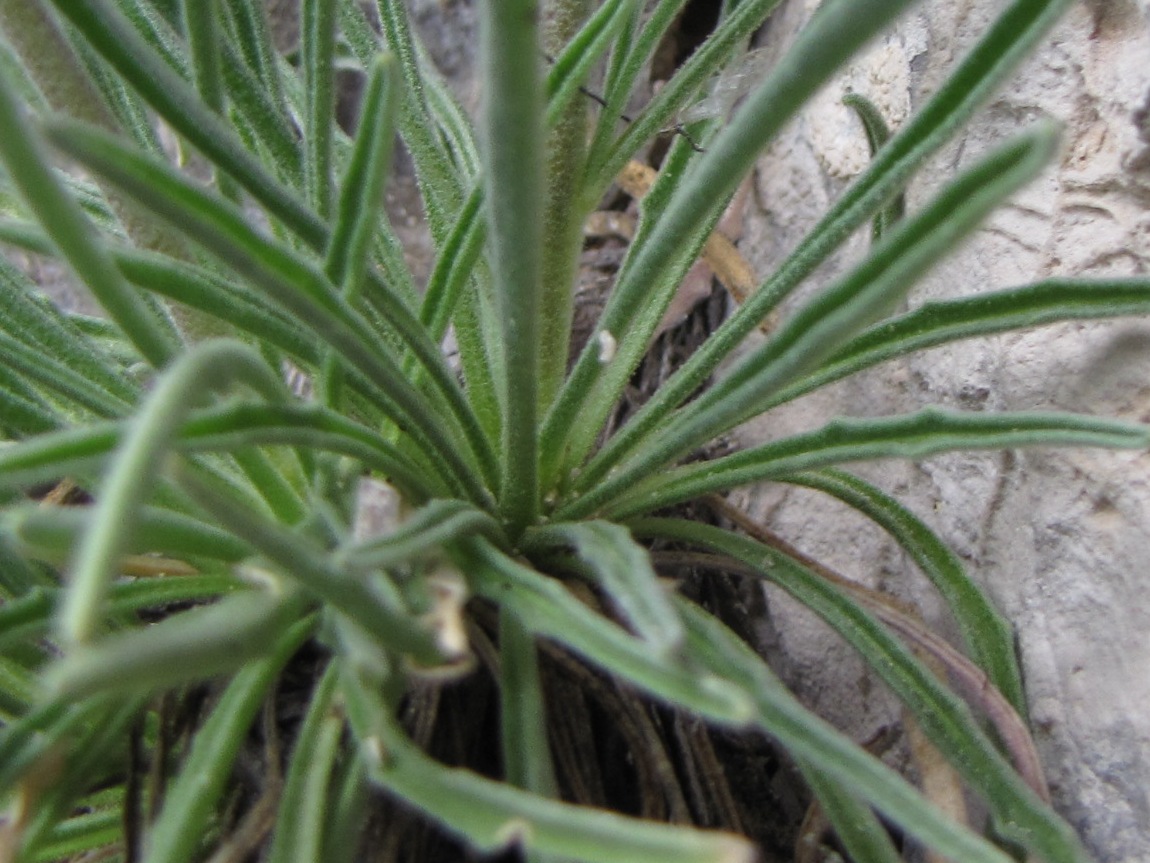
732;3;1150;861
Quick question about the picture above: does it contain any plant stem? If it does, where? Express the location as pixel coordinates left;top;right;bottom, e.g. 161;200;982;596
479;0;545;532
538;0;591;410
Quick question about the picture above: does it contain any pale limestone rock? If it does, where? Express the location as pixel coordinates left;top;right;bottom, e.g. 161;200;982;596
734;3;1150;861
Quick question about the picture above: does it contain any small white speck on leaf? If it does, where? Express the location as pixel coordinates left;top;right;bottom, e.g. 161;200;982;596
597;330;616;363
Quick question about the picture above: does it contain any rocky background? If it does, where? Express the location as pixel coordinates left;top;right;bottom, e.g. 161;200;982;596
732;3;1150;861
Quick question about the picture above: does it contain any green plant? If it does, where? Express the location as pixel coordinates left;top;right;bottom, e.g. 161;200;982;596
0;0;1146;861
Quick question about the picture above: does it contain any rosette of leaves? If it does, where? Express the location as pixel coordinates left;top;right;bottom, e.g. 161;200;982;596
0;1;1146;862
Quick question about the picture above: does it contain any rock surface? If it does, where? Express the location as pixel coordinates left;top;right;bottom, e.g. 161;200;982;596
732;3;1150;861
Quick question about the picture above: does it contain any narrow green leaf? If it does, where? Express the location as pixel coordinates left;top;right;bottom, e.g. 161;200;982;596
7;502;251;565
113;0;298;195
182;0;226;117
0;654;37;710
267;664;344;863
416;62;481;184
537;0;593;415
541;129;722;487
145;618;313;863
340;499;501;572
543;0;919;485
464;539;753;725
575;126;1059;507
523;521;684;655
0;329;132;418
773;279;1150;408
61;311;143;366
798;762;903;863
45;589;304;699
14;696;144;860
543;0;633;128
0;4;54;114
0;402;437;503
58;340;286;646
0;365;61;436
0;423;118;491
7;140;471;460
418;0;635;349
785;468;1025;713
103;574;239;614
671;597;1019;863
47;0;313;239
107;0;187;70
322;755;370;863
419;184;486;342
594;0;782;189
0;61;179;367
1;1;206;349
637;521;1087;863
228;445;309;526
449;268;506;449
843;92;894;162
182;0;241;200
302;0;337;218
43;119;496;502
598;408;1150;520
500;609;559;799
358;0;465;240
30;807;121;863
576;0;1076;488
222;0;288;108
321;54;399;406
0;0;157;161
0;589;53;651
479;0;545;530
217;34;304;187
0;577;238;653
176;403;442;501
72;39;166;158
0;517;56;597
581;0;640;178
175;464;448;665
0;222;317;367
0;701;71;799
324;55;398;299
842;91;905;241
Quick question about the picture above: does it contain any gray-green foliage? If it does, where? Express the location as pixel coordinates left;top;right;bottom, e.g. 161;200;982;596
0;0;1144;861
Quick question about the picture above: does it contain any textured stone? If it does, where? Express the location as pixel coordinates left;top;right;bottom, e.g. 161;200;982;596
733;3;1150;860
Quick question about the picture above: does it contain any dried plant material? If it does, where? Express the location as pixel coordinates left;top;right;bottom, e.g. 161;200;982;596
904;710;969;863
422;566;470;658
674;715;746;834
40;478;83;506
0;746;67;863
662;258;726;340
584;210;637;242
202;782;281;863
614;161;770;333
